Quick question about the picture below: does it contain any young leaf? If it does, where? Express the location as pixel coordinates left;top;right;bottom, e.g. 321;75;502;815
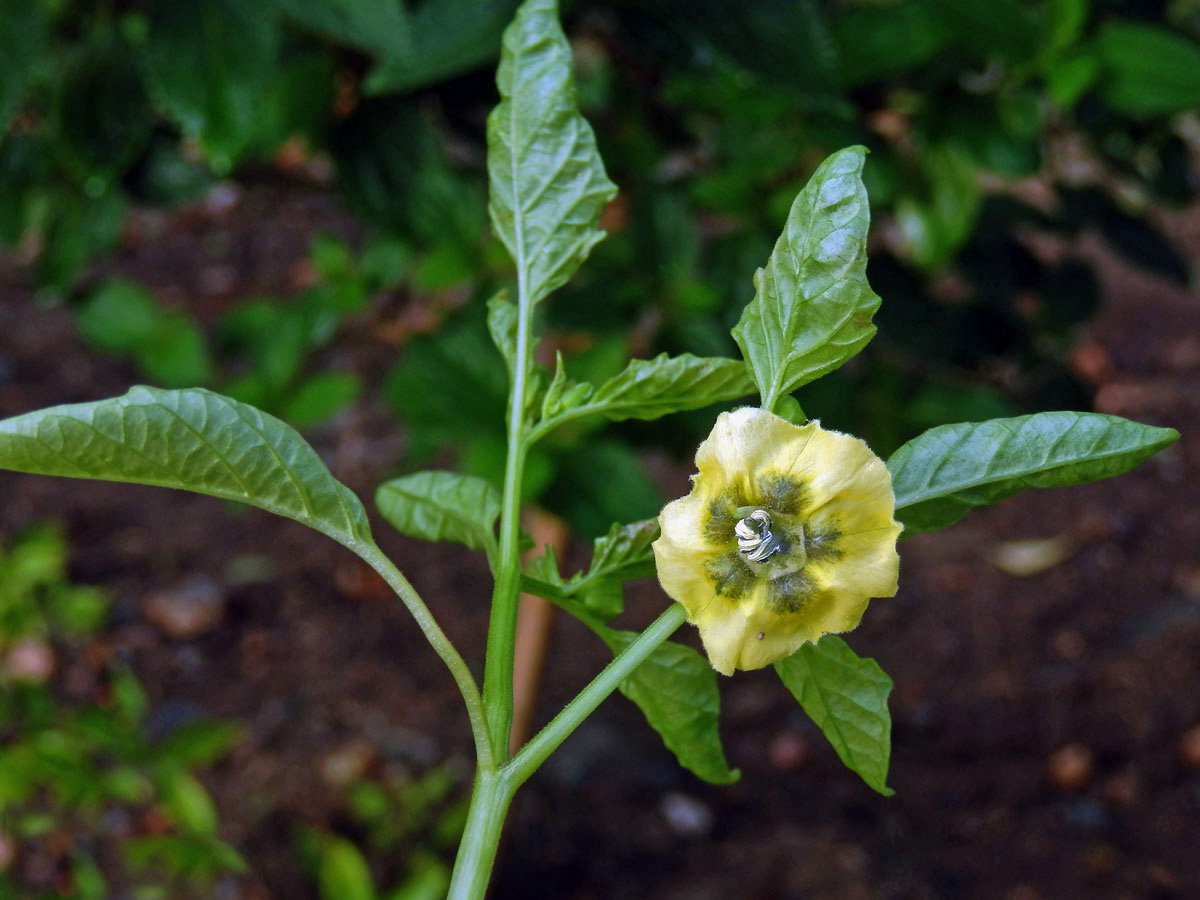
159;772;220;836
487;0;617;306
732;146;881;412
0;386;373;548
375;471;502;559
318;836;378;900
889;412;1179;534
485;291;518;374
562;519;658;619
540;352;594;420
602;629;739;785
774;636;893;795
575;519;658;585
583;354;755;423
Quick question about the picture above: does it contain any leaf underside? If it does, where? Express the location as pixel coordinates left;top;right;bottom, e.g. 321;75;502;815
375;470;502;554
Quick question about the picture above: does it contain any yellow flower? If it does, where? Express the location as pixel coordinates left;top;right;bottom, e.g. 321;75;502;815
652;407;901;675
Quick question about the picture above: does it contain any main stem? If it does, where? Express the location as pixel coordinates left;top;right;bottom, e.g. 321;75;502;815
448;603;687;899
481;271;535;761
447;768;516;900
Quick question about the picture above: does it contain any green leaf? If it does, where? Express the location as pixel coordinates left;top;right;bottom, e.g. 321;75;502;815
575;354;755;424
487;0;617;306
601;629;739;785
74;280;214;388
889;411;1179;535
0;0;46;130
160;771;220;836
1096;23;1200;117
280;372;362;428
485;290;518;374
731;147;881;412
566;519;659;620
142;0;281;171
375;471;501;558
894;143;981;268
318;836;378;900
364;0;519;95
774;636;893;795
539;352;594;421
75;280;167;353
573;518;658;584
0;386;373;548
524;543;562;585
266;0;410;59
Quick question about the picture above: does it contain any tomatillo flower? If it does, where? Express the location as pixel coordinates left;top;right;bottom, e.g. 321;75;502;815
652;407;901;675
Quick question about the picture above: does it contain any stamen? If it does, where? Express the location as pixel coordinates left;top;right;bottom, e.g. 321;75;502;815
735;509;782;562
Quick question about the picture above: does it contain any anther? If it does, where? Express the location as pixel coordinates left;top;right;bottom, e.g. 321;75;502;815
735;509;782;562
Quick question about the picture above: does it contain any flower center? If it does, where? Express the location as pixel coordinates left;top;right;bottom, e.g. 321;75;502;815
734;509;783;563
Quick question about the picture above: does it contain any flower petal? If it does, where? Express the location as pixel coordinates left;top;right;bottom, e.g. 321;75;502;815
654;407;901;675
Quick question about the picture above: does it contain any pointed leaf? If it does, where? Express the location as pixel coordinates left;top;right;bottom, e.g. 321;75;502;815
540;352;594;420
318;836;378;900
564;519;658;619
265;0;411;59
364;0;518;95
732;146;881;411
585;354;755;423
889;412;1179;534
1096;22;1200;117
0;387;372;547
575;518;658;585
485;290;518;374
375;471;501;557
602;629;739;785
487;0;617;305
774;636;893;795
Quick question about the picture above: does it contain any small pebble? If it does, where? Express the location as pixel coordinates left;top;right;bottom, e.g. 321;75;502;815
767;731;808;770
144;575;225;639
660;792;714;838
1052;629;1086;660
320;740;375;787
1178;723;1200;769
1046;743;1093;790
3;638;55;683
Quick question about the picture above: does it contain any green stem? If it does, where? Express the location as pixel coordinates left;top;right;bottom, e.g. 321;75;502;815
446;767;516;900
506;603;687;788
481;270;535;761
353;540;494;770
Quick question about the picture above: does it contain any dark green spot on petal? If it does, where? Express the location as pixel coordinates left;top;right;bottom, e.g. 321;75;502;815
756;472;808;516
703;483;750;545
706;551;755;599
805;526;843;563
767;570;816;613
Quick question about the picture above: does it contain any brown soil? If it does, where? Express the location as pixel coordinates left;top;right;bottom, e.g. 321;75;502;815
1;178;1197;900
